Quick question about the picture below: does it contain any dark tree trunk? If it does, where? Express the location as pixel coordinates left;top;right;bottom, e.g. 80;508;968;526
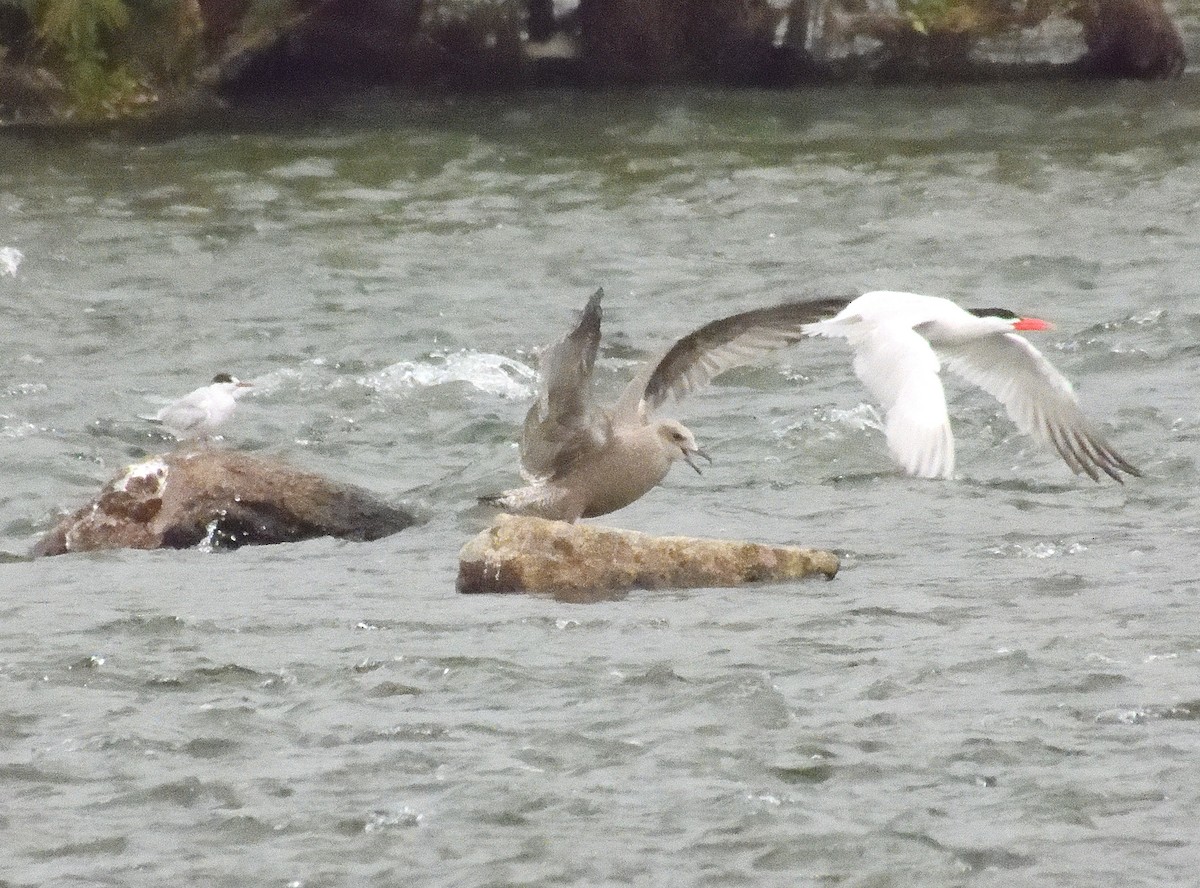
527;0;555;41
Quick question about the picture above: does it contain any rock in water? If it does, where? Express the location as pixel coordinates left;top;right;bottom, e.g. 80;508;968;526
457;514;838;599
33;449;416;556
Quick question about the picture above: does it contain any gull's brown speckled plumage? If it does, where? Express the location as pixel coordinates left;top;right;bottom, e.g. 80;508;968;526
484;289;849;522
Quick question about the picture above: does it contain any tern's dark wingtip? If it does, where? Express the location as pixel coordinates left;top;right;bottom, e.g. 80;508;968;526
1116;456;1143;479
1112;465;1142;483
1089;457;1140;484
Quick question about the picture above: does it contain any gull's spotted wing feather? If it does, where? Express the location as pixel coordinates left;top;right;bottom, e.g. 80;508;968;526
519;289;610;480
613;296;851;421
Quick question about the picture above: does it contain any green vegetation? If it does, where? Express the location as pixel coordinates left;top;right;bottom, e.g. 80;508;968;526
0;0;200;119
901;0;984;34
896;0;1068;37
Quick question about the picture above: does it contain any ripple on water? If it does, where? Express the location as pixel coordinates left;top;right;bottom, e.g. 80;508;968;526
95;614;187;635
32;835;130;859
364;681;423;698
146;664;280;691
1094;700;1200;724
101;777;242;810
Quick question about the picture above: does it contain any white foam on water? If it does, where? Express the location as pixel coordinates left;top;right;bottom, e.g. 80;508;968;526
1;247;23;277
0;415;39;439
985;540;1089;559
362;351;536;400
774;403;883;440
266;157;339;179
197;517;221;554
362;807;424;831
824;403;884;432
240;366;305;396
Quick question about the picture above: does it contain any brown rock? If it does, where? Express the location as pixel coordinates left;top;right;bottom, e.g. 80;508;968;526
577;0;795;85
209;0;426;93
1076;0;1185;80
0;57;65;117
457;514;838;601
33;449;416;556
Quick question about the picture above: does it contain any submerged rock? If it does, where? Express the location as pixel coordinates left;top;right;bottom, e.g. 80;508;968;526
33;449;416;556
457;514;838;600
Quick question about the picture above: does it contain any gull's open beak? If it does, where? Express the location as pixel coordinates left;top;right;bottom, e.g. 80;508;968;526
236;381;253;388
683;447;712;475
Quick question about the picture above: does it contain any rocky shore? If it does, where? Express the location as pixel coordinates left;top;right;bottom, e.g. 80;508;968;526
0;0;1189;127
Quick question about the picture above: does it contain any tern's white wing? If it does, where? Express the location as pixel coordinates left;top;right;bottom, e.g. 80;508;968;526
155;396;211;434
843;323;956;479
939;332;1139;481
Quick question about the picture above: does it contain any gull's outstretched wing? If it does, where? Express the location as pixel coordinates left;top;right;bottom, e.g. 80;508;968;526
611;296;851;422
519;289;610;480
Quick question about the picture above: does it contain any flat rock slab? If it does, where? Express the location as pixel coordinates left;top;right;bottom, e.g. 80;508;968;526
33;449;416;556
458;514;838;600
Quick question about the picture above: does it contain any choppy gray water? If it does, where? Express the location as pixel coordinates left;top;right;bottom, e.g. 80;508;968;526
2;83;1199;886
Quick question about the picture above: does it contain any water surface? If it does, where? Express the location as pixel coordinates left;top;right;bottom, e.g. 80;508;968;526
2;83;1199;886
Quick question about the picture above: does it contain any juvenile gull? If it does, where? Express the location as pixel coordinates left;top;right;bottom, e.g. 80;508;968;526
142;373;253;440
803;290;1140;481
484;289;849;521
